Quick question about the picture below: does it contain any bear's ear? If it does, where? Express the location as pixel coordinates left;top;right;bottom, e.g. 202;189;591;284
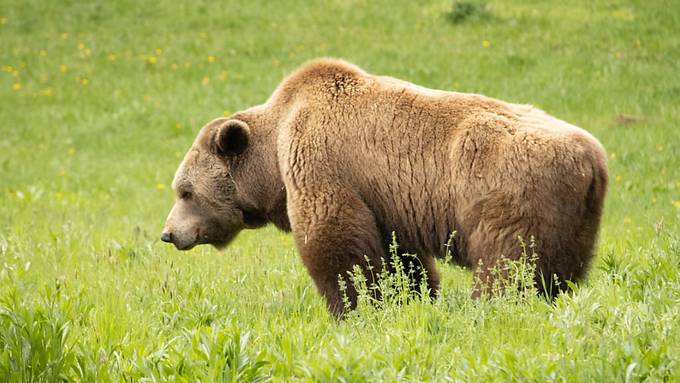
214;119;250;156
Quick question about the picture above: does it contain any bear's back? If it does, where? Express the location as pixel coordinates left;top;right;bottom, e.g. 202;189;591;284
274;59;606;259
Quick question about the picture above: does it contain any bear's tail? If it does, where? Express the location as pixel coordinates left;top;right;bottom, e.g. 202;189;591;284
585;151;609;217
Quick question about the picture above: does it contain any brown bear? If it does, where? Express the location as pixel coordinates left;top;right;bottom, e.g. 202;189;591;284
161;58;608;317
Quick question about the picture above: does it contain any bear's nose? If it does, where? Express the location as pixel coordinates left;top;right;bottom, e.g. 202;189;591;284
160;231;174;243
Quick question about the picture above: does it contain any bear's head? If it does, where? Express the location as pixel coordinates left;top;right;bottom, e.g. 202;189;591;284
160;117;277;250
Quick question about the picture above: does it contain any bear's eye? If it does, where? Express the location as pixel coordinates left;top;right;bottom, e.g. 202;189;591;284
179;191;192;200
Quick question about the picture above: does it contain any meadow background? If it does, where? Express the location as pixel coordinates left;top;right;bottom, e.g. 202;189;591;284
1;0;679;381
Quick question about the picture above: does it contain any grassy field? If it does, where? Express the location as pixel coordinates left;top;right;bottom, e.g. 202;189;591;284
1;0;679;381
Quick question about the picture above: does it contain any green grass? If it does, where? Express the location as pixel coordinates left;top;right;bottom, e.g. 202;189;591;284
1;0;679;381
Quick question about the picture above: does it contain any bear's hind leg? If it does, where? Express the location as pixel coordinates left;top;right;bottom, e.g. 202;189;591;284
462;192;537;299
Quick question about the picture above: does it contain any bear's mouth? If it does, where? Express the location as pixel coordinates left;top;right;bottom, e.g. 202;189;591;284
174;239;197;251
171;229;201;251
172;225;241;252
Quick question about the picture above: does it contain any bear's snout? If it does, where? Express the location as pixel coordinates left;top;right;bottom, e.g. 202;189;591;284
160;228;198;250
160;231;173;244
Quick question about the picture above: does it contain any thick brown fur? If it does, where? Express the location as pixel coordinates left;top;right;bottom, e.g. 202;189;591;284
162;58;608;318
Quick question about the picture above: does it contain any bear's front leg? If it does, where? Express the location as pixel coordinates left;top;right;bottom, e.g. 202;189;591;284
289;188;385;318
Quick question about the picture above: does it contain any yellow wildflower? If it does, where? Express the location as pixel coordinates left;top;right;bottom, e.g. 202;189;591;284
78;43;85;50
676;181;680;188
610;152;616;159
219;71;228;81
67;148;76;156
482;40;490;48
12;83;21;91
207;55;216;63
202;76;210;85
108;53;117;61
651;197;657;204
147;56;157;65
223;110;231;116
81;78;89;86
59;64;67;73
171;63;178;70
674;200;680;209
156;183;166;190
611;8;634;21
175;123;182;129
615;175;623;183
55;192;64;200
623;217;632;224
155;48;162;55
4;65;18;76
